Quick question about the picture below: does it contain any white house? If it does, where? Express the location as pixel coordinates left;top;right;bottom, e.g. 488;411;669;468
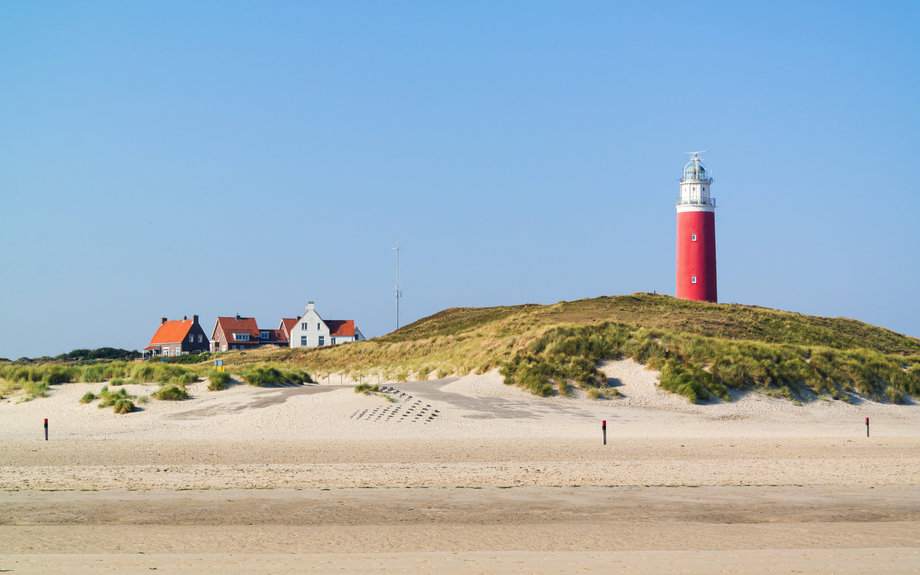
286;302;365;348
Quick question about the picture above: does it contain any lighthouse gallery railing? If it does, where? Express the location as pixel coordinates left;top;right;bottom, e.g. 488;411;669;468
676;197;717;207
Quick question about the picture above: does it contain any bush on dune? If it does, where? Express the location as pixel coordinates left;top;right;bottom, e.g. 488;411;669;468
498;321;920;403
81;386;136;413
112;398;135;414
129;362;199;385
151;385;189;401
207;370;231;391
242;366;311;387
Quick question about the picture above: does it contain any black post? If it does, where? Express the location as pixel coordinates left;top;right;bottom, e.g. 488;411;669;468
866;417;870;438
602;420;606;445
44;418;48;441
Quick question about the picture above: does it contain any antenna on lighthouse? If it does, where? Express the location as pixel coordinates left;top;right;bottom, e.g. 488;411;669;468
392;240;403;330
684;150;708;162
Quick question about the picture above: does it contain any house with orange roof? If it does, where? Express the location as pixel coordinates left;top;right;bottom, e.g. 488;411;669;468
288;302;365;348
144;315;210;359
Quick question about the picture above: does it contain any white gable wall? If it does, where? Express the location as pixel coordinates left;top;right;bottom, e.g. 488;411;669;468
289;307;331;348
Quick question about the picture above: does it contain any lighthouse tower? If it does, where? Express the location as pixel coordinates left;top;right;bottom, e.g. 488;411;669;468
676;152;717;302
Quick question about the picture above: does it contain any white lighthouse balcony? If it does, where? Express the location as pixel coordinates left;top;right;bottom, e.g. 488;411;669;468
676;196;716;207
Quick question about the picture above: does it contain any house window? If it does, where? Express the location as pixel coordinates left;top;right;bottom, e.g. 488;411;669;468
260;331;269;339
221;345;228;352
317;323;321;330
302;323;307;330
163;348;170;357
301;336;307;346
691;234;697;242
318;336;325;346
175;347;180;355
234;333;249;341
331;337;335;345
691;276;697;284
198;334;203;343
189;335;194;343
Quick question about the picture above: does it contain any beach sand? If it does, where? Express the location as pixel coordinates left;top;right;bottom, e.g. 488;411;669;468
2;361;918;573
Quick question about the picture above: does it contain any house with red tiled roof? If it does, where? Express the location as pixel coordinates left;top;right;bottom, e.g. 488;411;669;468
144;315;210;359
210;314;262;352
258;328;289;347
279;317;299;341
288;302;365;348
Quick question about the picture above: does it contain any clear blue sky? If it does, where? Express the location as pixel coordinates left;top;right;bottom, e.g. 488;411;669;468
1;1;918;359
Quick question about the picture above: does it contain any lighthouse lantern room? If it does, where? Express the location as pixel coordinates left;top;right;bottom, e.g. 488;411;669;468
676;152;717;302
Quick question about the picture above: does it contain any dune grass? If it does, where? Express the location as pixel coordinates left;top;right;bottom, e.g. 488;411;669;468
207;370;231;391
129;362;199;385
79;386;136;414
498;322;920;403
241;366;311;387
151;385;189;401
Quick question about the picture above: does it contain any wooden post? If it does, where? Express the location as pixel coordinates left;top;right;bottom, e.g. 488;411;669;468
602;420;606;445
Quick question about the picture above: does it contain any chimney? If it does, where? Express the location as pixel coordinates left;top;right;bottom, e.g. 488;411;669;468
193;315;199;324
236;313;241;321
161;317;167;325
183;315;187;321
306;302;314;312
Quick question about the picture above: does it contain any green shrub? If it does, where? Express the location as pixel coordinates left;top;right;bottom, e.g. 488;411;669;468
112;399;135;414
79;392;96;404
171;372;199;385
130;363;158;382
101;361;128;380
129;362;198;385
22;380;49;400
110;379;125;386
152;386;189;401
167;352;213;365
886;386;904;404
97;386;134;408
41;366;81;385
659;362;711;404
80;364;106;383
208;370;231;391
241;366;309;386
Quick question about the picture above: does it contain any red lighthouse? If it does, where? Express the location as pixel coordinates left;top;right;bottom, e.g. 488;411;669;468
676;152;717;302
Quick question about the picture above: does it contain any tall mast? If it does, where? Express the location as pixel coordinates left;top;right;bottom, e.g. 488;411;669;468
393;241;403;330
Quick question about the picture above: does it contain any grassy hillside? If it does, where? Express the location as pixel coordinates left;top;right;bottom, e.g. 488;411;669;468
201;293;920;404
383;294;920;355
3;294;918;404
